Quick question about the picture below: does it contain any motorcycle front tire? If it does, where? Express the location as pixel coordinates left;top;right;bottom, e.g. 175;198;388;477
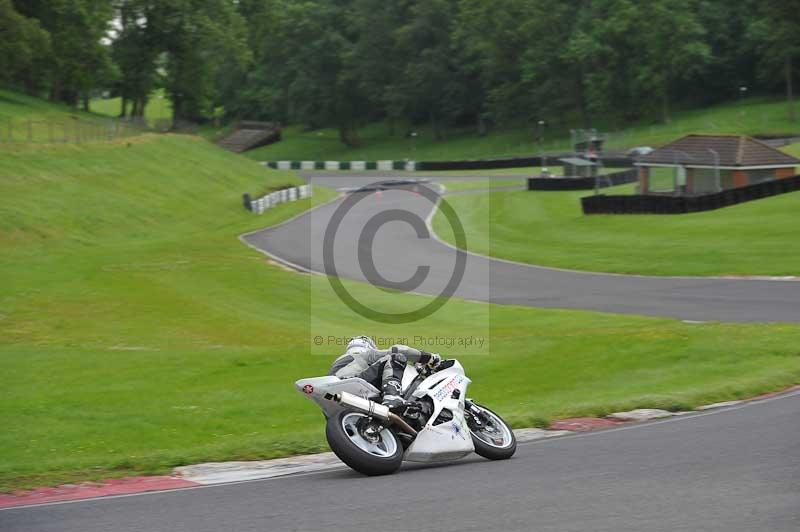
468;403;517;460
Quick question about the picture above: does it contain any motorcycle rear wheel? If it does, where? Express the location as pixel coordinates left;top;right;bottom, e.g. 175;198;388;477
466;403;517;460
326;411;404;476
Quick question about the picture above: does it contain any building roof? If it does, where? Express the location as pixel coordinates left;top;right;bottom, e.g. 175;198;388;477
636;135;800;167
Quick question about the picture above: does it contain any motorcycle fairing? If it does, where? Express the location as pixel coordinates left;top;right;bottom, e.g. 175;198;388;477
403;361;474;462
294;376;380;418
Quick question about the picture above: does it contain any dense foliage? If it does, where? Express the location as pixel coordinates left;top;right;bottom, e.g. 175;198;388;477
2;0;799;140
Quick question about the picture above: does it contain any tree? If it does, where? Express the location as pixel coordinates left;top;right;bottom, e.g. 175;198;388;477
109;0;249;124
749;0;800;122
161;0;250;123
394;0;476;139
628;0;711;123
0;0;51;94
455;0;531;130
111;0;162;118
14;0;114;108
346;0;411;134
523;0;599;127
695;0;759;107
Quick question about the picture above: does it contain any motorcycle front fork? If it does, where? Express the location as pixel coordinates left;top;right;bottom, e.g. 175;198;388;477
464;399;486;429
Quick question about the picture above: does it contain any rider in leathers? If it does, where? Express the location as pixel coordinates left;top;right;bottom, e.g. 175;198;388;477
329;336;441;409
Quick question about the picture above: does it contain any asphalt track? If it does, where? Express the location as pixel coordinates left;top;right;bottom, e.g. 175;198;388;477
242;174;800;323
3;391;798;532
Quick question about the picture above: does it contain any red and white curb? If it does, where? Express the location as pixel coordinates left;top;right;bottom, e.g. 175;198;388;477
2;385;797;510
0;477;198;509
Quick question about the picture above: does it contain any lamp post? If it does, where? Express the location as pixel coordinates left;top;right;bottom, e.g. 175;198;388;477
739;85;748;102
410;131;417;162
537;120;546;146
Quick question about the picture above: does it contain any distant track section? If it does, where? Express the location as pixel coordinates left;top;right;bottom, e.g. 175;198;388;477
241;173;800;323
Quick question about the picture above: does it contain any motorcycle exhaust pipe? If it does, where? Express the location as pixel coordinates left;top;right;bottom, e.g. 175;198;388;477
331;392;417;436
333;391;391;419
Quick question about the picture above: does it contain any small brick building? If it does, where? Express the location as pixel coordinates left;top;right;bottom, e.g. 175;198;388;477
635;135;800;195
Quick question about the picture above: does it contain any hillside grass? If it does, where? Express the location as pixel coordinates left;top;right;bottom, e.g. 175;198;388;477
246;97;800;162
0;89;93;122
1;95;799;491
0;89;121;143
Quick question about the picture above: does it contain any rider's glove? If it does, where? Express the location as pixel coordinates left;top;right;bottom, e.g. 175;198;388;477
425;352;442;369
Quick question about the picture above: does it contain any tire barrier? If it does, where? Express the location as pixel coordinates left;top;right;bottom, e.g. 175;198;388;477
581;174;800;215
528;168;638;191
263;160;415;171
244;184;313;214
262;156;635;172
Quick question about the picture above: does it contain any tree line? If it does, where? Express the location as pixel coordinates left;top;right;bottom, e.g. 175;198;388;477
2;0;799;145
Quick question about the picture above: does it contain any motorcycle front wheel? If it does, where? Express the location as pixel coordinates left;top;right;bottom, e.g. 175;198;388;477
465;403;517;460
325;411;404;476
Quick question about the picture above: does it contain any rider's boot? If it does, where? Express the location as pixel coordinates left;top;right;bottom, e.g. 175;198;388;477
381;378;405;411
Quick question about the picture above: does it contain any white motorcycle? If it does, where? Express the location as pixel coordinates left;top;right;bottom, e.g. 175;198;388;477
295;358;516;475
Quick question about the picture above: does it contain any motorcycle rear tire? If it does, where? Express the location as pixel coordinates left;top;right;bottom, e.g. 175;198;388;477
326;411;404;476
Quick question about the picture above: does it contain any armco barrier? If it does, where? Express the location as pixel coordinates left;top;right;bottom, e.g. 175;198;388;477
244;184;313;214
581;174;800;215
528;168;638;191
417;156;543;171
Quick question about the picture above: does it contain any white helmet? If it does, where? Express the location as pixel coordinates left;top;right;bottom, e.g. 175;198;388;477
346;335;376;355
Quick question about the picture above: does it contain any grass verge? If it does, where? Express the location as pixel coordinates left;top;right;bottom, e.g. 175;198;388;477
432;176;800;276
